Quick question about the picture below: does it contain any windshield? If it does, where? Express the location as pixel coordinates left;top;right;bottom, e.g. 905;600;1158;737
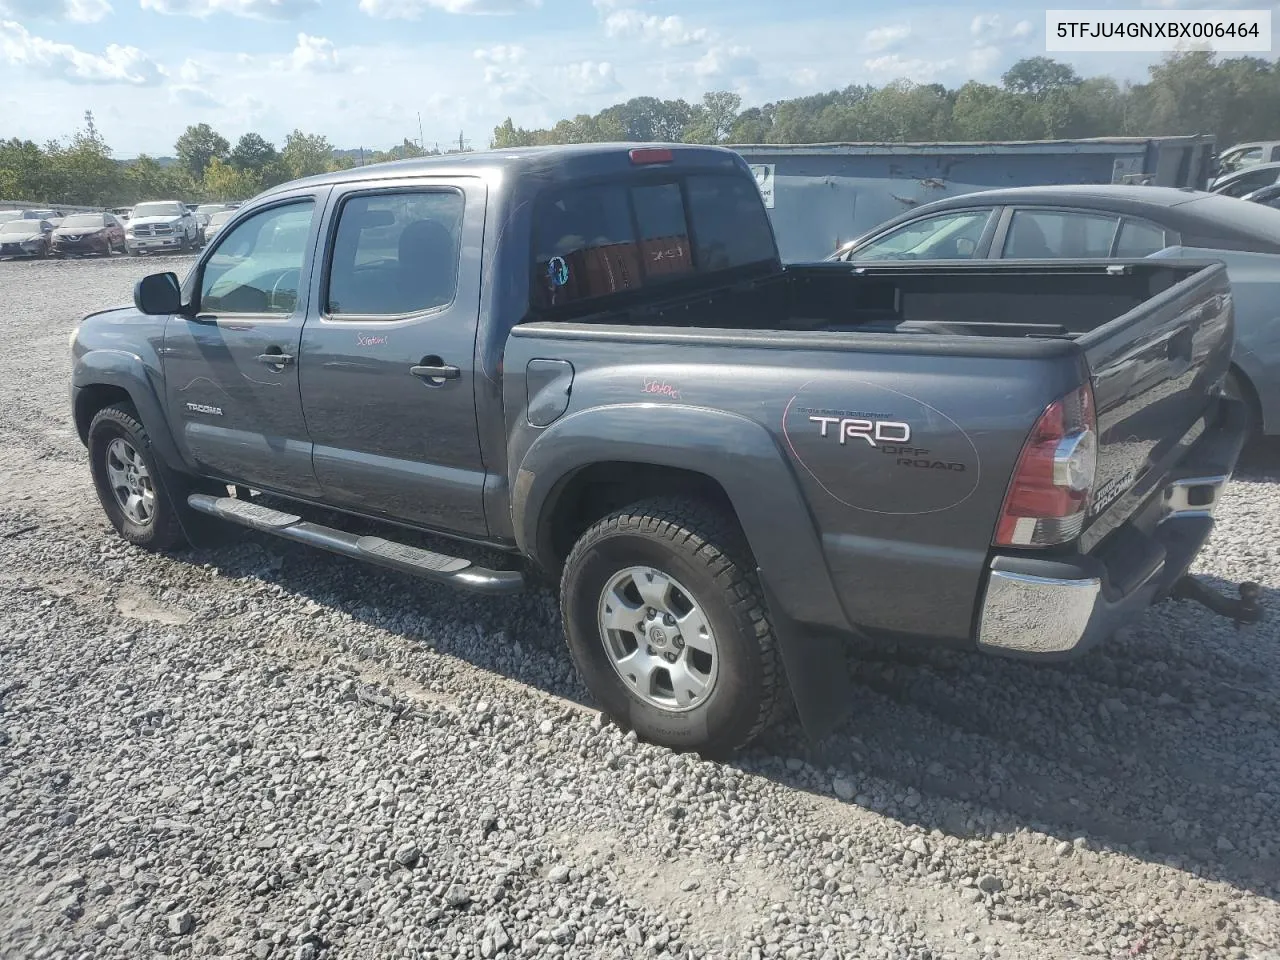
1;221;41;235
208;211;234;227
197;205;226;216
61;214;105;229
132;202;183;219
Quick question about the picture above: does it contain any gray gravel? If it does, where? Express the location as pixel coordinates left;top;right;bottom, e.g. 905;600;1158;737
2;254;1280;960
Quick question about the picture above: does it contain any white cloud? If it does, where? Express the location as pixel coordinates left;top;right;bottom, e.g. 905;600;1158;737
0;20;164;85
559;59;619;95
140;0;320;19
863;53;958;81
473;43;525;64
358;0;539;17
863;24;911;54
288;32;341;72
178;57;208;83
694;44;758;83
602;8;708;46
970;13;1033;45
0;0;111;22
170;84;220;108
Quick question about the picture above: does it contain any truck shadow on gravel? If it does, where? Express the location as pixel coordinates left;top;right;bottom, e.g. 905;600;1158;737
181;451;1280;906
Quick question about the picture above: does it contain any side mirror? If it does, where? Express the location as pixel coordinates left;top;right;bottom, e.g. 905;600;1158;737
134;272;183;315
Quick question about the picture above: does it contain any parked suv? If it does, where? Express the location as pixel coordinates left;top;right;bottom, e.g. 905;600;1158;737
125;201;201;255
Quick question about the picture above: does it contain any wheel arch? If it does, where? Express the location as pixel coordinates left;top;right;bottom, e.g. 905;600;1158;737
73;350;184;472
512;403;849;634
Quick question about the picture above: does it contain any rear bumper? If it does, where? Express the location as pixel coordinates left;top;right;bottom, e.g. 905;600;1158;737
975;397;1249;660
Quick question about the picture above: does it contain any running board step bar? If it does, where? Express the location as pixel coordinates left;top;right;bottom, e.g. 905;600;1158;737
187;494;525;595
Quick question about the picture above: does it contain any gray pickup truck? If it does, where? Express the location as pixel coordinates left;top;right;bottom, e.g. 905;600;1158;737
70;144;1260;754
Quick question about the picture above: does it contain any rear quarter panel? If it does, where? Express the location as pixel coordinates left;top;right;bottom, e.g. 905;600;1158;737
504;327;1083;641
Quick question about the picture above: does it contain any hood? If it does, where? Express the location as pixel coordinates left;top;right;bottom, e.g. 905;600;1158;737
0;231;44;243
128;215;184;228
54;226;104;237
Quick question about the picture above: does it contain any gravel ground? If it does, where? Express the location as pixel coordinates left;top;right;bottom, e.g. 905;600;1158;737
2;255;1279;960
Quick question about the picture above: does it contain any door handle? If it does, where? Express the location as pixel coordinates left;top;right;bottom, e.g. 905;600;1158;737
410;363;460;381
257;352;295;366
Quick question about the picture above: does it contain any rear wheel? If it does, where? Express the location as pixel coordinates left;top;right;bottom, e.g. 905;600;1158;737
560;498;787;755
88;404;188;550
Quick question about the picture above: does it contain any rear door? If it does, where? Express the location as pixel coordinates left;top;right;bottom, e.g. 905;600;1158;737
164;191;327;496
297;177;489;536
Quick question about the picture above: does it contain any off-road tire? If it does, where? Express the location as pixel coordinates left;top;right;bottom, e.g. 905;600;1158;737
88;403;187;551
560;497;787;756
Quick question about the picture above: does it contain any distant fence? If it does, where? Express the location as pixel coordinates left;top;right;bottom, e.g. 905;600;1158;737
0;200;107;214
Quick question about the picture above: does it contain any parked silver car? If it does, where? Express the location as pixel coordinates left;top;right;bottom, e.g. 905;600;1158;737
829;185;1280;436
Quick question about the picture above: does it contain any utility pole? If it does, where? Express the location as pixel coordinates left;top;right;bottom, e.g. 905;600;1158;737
418;113;424;151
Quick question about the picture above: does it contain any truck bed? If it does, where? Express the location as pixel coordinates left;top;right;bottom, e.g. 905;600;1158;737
507;259;1233;644
593;260;1197;340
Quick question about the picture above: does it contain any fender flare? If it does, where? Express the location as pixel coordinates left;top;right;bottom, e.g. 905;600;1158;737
73;348;184;472
512;403;857;740
513;402;850;633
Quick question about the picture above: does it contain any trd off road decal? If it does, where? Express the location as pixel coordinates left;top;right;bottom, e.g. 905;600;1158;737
781;380;981;516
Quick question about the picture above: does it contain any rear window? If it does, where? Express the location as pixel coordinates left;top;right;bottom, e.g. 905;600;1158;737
532;172;775;310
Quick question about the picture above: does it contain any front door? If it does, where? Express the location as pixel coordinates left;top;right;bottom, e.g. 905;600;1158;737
164;191;327;496
298;177;489;535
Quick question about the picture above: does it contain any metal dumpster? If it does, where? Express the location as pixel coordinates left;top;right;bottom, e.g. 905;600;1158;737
733;136;1216;262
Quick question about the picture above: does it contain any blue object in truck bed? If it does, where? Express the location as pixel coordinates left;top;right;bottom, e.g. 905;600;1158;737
733;136;1216;262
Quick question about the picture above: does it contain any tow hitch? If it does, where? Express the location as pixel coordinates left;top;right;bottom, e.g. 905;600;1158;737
1171;576;1264;627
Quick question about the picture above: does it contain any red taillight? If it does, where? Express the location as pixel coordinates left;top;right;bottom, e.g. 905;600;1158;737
629;147;673;165
994;383;1097;548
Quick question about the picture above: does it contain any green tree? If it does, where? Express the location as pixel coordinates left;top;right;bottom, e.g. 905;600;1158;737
597;96;694;142
0;137;49;199
683;92;742;144
281;129;335;179
1001;57;1082;100
120;156;194;205
202;157;261;201
42;111;122;207
229;133;278;174
175;123;230;181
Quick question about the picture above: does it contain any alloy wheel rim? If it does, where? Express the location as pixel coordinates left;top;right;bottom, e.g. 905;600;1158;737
597;565;719;712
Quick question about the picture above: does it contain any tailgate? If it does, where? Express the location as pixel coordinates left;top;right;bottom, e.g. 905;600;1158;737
1078;261;1233;551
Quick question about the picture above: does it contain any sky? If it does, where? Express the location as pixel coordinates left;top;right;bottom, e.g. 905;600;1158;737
0;0;1276;158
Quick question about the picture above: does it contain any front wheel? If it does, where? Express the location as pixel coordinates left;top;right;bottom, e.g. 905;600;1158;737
88;404;187;550
560;498;787;755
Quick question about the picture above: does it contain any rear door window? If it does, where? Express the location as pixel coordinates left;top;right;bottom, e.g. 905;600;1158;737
1002;210;1119;259
326;189;465;317
1114;219;1168;257
532;172;775;310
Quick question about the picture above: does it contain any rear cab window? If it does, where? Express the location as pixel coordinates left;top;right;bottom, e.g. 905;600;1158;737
531;171;776;313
